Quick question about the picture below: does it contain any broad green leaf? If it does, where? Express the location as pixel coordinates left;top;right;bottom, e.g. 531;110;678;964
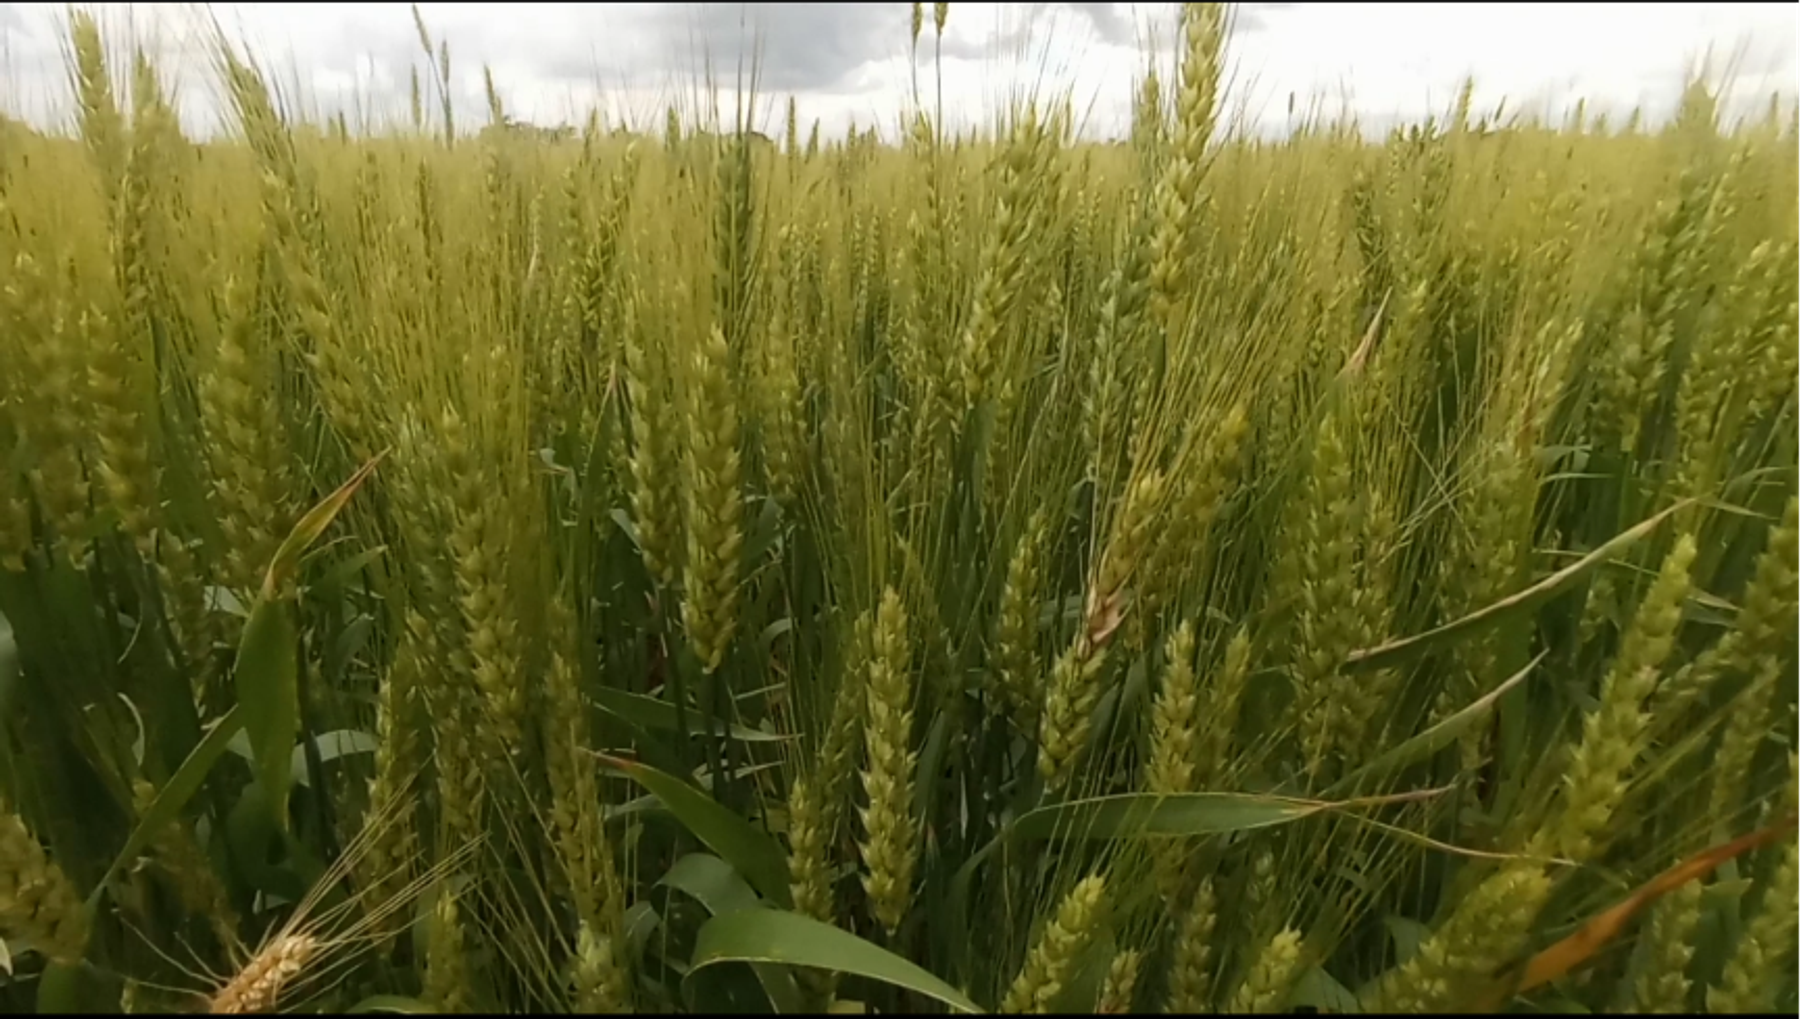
1344;501;1689;675
231;455;384;831
662;854;802;1013
597;754;791;907
689;909;983;1014
234;595;299;831
660;853;764;917
88;705;244;912
36;960;81;1013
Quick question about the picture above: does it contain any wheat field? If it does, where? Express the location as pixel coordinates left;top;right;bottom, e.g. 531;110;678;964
0;3;1795;1014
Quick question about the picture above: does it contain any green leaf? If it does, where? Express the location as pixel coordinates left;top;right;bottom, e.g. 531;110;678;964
662;854;802;1013
208;585;250;619
291;729;379;788
741;495;785;572
660;853;764;917
87;705;245;912
1053;936;1111;1014
1290;966;1361;1014
1012;792;1321;841
226;457;384;835
1384;915;1431;966
117;694;146;767
1343;501;1689;674
689;909;983;1014
234;595;299;831
261;451;386;598
348;995;436;1014
625;901;661;960
1328;651;1543;796
315;546;389;602
0;608;18;718
36;960;81;1013
597;754;792;907
226;780;309;903
594;687;793;743
328;614;376;677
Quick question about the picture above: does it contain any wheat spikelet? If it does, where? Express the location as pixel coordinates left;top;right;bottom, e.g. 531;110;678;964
208;933;319;1014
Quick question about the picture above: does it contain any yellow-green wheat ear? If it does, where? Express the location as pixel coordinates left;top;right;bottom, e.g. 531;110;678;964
0;807;89;965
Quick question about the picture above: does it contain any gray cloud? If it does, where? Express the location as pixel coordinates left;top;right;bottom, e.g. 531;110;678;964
1068;2;1134;47
941;1;1298;59
1;2;1301;136
159;3;911;132
930;2;1099;62
399;4;908;97
627;3;905;94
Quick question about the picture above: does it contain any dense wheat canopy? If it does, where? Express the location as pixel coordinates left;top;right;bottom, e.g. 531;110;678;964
0;3;1794;1014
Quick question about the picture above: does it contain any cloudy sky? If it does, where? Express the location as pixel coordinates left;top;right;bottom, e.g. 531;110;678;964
0;3;1794;140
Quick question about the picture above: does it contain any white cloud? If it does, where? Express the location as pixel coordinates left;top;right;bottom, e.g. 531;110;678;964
0;2;1792;140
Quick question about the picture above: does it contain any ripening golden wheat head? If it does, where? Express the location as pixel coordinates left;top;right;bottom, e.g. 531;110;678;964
207;934;318;1015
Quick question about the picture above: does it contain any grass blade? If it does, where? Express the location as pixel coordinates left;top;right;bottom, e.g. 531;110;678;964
596;753;791;907
233;595;299;831
1012;788;1441;841
689;909;984;1014
86;704;244;911
1344;501;1690;675
662;853;802;1013
348;995;436;1014
1328;651;1544;796
261;450;387;598
595;686;793;743
661;852;765;917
